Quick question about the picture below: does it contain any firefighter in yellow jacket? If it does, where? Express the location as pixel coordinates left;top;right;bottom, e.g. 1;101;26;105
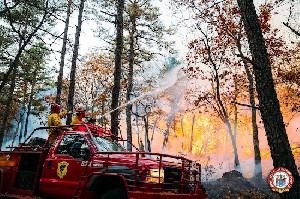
48;103;67;143
71;106;86;131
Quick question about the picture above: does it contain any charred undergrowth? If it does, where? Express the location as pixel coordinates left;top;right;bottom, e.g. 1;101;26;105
203;170;280;199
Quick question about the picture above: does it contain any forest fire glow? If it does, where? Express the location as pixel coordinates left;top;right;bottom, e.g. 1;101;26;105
125;106;300;181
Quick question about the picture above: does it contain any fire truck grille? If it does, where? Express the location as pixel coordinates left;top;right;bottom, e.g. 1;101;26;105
163;165;181;190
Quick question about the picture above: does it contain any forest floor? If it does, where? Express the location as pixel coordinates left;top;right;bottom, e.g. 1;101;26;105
203;170;281;199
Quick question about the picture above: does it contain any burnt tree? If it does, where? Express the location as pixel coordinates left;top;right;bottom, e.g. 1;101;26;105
66;0;85;124
111;0;124;137
125;8;136;151
236;0;299;196
56;1;72;105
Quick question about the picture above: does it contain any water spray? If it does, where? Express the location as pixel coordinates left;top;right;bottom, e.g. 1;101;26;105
99;64;185;119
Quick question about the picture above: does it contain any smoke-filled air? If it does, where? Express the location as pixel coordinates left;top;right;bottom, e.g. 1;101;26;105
0;0;299;198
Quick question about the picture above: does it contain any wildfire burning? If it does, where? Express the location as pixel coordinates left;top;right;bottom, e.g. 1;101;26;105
117;62;300;182
120;100;300;181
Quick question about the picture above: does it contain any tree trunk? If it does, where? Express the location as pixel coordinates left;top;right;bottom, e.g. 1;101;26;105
206;35;241;170
19;106;26;143
139;139;144;152
24;60;39;138
150;117;159;148
237;39;262;180
126;14;136;151
143;116;151;152
237;0;299;196
126;103;132;151
111;0;124;137
12;112;24;147
219;90;240;170
162;118;172;153
66;0;85;124
0;65;17;149
24;84;34;138
189;115;195;155
91;81;95;114
233;100;241;170
101;99;106;128
225;118;241;170
135;107;140;148
56;0;72;105
181;116;184;137
19;82;28;143
0;53;21;93
234;99;237;138
211;54;241;170
173;115;177;137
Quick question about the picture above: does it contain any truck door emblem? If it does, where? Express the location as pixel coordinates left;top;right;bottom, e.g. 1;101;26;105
57;161;69;179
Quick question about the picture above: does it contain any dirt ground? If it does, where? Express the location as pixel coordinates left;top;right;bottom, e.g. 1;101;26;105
203;170;281;199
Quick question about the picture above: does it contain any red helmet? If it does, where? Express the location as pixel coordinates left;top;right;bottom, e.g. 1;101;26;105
76;106;86;113
50;103;61;114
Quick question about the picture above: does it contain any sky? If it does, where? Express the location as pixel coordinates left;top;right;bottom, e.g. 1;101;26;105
63;0;299;72
57;0;197;68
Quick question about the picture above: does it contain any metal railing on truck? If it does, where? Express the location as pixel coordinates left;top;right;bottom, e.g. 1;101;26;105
83;151;202;194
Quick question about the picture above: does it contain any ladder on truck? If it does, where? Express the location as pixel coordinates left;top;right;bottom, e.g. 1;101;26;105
72;159;91;199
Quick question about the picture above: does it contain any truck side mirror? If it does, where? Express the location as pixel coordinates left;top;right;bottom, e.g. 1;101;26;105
82;147;91;160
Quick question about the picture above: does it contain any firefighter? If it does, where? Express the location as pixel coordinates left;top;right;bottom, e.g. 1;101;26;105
48;103;67;143
71;106;86;125
71;106;86;131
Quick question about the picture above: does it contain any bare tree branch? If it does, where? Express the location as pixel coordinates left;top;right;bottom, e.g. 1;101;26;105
236;53;258;68
231;101;260;109
0;0;50;92
283;22;300;36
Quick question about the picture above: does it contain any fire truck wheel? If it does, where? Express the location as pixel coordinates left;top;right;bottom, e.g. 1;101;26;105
100;188;128;199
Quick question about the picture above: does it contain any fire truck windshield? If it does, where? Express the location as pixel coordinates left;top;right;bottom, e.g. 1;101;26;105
93;136;126;152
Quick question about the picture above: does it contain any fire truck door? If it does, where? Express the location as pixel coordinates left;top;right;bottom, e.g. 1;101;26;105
39;134;90;198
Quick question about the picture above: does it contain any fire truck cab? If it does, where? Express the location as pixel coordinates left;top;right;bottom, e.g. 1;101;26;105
0;125;207;199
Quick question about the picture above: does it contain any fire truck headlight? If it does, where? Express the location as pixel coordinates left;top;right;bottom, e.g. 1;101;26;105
146;168;164;183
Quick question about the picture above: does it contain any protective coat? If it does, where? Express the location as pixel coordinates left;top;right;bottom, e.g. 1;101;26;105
48;112;67;143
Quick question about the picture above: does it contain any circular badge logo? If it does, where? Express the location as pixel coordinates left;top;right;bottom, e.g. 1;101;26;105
268;167;294;193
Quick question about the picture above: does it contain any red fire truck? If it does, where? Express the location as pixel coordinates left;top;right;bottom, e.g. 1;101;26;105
0;124;208;199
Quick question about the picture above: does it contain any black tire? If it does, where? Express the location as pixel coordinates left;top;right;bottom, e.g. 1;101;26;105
100;189;128;199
